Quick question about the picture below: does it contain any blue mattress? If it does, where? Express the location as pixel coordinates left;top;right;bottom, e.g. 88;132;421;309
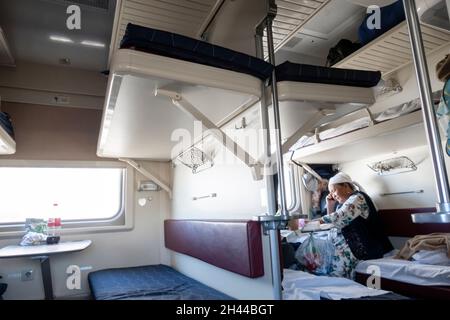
0;112;14;139
275;61;382;88
88;264;234;300
120;23;274;81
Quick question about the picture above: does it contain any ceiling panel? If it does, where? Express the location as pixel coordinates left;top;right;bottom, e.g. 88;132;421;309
263;0;330;58
110;0;223;58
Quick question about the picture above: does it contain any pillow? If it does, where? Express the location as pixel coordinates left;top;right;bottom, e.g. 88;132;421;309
411;249;450;266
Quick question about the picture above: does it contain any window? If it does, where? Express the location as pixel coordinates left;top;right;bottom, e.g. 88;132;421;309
0;166;125;225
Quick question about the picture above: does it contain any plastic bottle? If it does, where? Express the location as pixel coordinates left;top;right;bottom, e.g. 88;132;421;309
47;217;55;237
54;217;62;237
46;203;60;244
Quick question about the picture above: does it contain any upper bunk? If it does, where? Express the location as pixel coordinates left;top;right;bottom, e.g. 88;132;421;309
288;90;444;164
98;22;384;165
0;110;15;155
97;23;273;161
264;61;382;155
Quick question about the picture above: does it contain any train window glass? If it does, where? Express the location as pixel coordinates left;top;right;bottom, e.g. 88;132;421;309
0;166;125;225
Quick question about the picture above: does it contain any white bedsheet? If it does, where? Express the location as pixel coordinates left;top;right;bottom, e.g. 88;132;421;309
356;258;450;286
290;117;371;150
282;269;390;300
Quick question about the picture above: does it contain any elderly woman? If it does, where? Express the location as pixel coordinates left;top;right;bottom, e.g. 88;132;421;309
318;172;393;278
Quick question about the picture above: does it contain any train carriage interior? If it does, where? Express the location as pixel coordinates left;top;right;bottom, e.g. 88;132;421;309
0;0;449;302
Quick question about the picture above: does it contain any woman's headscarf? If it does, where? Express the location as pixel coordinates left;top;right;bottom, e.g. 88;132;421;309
328;172;365;192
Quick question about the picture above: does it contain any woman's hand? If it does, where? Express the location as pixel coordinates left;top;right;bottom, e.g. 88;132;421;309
326;193;335;203
326;194;336;214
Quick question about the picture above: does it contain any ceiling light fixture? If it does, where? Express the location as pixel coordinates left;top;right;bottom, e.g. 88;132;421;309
49;35;73;43
81;40;105;48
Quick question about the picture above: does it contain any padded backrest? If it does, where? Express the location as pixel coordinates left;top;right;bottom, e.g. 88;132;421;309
164;220;264;278
379;208;450;237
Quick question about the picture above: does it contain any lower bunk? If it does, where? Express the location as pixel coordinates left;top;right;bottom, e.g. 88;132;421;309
355;271;450;300
282;269;408;300
87;219;264;300
282;207;450;300
88;264;233;300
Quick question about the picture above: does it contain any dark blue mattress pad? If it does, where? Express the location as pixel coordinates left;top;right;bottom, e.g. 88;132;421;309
88;264;233;300
120;24;381;88
0;112;14;139
120;23;274;81
275;61;382;88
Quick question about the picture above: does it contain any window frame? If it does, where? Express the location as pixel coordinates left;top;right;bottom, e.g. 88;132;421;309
0;160;134;238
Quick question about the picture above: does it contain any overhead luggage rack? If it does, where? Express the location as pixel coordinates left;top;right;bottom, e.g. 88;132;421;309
334;21;450;75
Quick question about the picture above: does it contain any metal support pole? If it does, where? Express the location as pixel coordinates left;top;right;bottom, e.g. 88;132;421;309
266;4;289;218
403;0;450;223
255;28;277;217
255;17;283;301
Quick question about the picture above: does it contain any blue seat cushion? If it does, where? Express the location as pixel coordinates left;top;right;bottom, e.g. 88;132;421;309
88;264;234;300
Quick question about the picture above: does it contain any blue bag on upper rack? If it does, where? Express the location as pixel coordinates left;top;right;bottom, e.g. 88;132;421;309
0;112;14;139
358;0;406;45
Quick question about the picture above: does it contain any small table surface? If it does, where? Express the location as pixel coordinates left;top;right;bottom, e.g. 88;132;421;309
0;240;92;258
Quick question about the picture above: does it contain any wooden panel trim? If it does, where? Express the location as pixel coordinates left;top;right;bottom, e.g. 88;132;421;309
378;208;450;237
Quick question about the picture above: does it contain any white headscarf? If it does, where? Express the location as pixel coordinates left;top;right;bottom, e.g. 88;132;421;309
328;172;365;192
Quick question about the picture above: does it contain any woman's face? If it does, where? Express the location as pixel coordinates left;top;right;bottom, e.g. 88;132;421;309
329;183;352;204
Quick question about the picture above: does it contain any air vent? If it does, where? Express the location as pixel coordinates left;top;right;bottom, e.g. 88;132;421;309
284;37;302;49
61;0;109;10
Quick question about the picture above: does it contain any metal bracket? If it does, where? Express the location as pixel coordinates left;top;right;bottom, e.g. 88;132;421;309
193;193;217;201
364;108;376;126
253;213;306;235
281;109;331;154
255;0;277;37
119;158;173;198
381;190;424;196
155;88;264;181
313;128;320;144
235;117;247;130
267;0;277;21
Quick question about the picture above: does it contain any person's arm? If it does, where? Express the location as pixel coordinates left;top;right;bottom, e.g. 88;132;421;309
320;194;369;228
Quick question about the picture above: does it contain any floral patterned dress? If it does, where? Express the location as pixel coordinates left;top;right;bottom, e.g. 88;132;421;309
321;194;370;279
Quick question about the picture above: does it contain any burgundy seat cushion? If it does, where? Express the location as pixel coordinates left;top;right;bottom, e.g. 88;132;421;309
164;220;264;278
378;208;450;237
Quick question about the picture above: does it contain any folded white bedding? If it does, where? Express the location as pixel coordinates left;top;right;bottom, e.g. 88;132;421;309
412;249;450;266
282;269;390;300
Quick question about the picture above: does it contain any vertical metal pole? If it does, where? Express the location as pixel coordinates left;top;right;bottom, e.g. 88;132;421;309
447;0;450;22
255;30;277;217
266;9;289;218
403;0;450;222
255;22;283;301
